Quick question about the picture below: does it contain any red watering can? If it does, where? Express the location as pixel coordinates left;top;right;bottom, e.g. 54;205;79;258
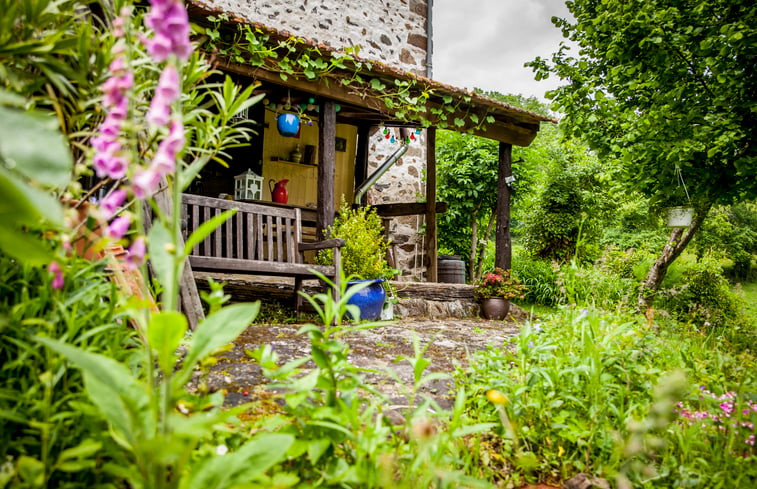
269;179;289;204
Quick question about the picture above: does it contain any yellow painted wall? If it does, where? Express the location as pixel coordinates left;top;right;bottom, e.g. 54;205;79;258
261;109;356;208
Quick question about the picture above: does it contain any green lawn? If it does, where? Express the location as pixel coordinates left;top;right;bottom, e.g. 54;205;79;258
739;281;757;324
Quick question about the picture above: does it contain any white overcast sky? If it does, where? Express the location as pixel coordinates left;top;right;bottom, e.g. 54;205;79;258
432;0;572;101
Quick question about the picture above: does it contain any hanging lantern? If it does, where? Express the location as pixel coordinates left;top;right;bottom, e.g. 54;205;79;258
234;169;263;201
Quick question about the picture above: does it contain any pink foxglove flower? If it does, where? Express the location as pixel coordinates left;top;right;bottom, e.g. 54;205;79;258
147;98;171;127
155;64;181;102
151;147;176;175
107;215;131;239
49;261;64;290
132;168;162;199
126;236;146;269
100;189;127;220
143;0;192;62
147;65;181;126
163;118;185;154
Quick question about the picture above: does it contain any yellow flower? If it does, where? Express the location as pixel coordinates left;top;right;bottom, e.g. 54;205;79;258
558;445;565;457
486;389;508;405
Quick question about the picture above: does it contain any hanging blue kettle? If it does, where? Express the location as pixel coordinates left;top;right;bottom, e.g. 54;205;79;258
276;112;300;137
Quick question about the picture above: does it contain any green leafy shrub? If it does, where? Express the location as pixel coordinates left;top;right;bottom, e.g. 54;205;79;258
317;201;396;281
511;253;560;306
0;254;135;487
656;254;750;335
518;147;610;263
693;202;757;281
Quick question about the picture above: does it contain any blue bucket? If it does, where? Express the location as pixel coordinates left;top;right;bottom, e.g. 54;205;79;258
346;279;386;321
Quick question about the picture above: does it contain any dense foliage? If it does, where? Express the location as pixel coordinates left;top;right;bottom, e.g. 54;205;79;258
462;309;756;487
531;0;757;209
0;254;135;487
530;0;757;301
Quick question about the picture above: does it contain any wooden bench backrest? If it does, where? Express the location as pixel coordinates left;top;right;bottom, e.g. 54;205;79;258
181;194;302;264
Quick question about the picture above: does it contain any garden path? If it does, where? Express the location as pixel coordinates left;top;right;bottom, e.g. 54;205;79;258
196;312;527;416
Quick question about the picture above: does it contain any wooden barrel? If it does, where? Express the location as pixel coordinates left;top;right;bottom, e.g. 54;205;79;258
437;256;466;284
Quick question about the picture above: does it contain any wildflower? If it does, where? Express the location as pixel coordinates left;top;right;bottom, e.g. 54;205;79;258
49;261;64;290
100;189;127;220
720;401;734;417
746;435;755;446
150;120;185;175
147;65;180;126
132;168;162;199
215;444;228;456
143;0;192;62
101;69;133;109
486;389;508;405
126;237;146;269
107;215;131;239
93;152;128;180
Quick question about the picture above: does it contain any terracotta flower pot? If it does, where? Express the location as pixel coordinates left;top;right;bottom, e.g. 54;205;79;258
480;297;510;320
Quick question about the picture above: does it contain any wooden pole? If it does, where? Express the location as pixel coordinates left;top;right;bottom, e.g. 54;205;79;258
495;142;512;271
317;100;337;239
425;127;438;282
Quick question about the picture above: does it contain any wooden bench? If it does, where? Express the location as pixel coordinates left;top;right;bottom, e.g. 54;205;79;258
181;194;343;311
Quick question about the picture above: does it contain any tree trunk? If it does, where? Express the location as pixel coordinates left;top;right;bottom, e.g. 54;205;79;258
468;204;481;281
637;204;710;310
475;210;497;282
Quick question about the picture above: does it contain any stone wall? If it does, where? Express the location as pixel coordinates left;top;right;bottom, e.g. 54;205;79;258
206;0;430;75
365;127;428;281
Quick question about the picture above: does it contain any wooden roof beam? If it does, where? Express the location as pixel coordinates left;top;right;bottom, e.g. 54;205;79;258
217;59;541;146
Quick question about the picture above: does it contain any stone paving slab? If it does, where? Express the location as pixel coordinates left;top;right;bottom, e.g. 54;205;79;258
197;315;524;410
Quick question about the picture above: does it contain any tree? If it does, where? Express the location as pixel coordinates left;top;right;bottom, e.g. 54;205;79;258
519;138;611;262
436;130;499;281
530;0;757;307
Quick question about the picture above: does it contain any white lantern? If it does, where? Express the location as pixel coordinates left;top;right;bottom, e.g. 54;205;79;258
234;169;263;201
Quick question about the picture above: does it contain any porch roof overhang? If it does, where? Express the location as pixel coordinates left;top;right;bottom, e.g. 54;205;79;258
187;1;557;147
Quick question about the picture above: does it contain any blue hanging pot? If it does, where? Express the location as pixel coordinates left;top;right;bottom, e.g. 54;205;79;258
277;112;300;137
346;279;386;321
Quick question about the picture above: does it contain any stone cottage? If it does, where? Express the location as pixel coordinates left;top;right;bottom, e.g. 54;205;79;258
185;0;553;282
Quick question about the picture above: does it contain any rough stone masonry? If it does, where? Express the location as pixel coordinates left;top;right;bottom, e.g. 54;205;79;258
208;0;430;75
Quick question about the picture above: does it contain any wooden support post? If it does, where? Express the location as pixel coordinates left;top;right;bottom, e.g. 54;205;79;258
354;124;371;205
317;100;337;239
425;127;438;282
495;142;512;271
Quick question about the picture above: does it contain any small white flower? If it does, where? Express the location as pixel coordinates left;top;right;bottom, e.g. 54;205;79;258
216;444;228;456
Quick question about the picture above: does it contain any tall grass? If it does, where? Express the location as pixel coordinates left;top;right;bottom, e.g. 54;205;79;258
460;308;757;487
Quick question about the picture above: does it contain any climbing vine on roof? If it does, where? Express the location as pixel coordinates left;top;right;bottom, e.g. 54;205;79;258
192;15;496;133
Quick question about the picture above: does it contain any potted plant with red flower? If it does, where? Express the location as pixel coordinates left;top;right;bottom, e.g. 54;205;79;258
474;267;525;320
